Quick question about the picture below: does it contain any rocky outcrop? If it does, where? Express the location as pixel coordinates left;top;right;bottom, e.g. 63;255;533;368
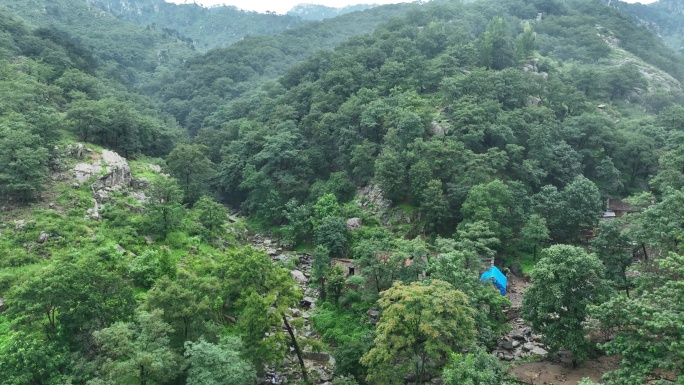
72;162;102;184
71;150;133;220
346;217;362;231
92;150;132;190
357;184;390;214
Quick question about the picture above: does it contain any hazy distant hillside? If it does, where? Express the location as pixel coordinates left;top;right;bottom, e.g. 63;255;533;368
615;0;684;54
0;0;196;84
89;0;307;50
148;2;419;134
287;3;378;20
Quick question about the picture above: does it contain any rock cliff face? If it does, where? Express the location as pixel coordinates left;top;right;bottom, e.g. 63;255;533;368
72;149;133;220
92;150;132;190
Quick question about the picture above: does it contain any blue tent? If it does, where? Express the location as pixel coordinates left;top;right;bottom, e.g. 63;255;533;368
480;266;507;295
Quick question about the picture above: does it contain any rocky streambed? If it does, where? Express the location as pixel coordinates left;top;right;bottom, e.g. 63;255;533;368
251;235;336;385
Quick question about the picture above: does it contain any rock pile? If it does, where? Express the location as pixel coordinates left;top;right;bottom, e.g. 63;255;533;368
251;234;282;256
493;321;548;361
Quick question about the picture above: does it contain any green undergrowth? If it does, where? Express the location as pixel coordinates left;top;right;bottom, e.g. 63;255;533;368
312;303;374;346
0;316;11;355
504;251;536;275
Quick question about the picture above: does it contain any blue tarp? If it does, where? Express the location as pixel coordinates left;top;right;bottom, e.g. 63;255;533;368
480;266;507;295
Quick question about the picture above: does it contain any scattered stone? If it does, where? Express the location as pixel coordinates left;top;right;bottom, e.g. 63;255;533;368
300;296;317;309
76;143;84;157
291;270;307;285
14;220;26;231
522;342;535;352
37;231;50;244
132;177;151;189
148;164;162;173
0;297;6;313
145;235;154;245
346;217;362;231
502;340;515;350
315;367;332;382
531;346;548;356
511;330;526;341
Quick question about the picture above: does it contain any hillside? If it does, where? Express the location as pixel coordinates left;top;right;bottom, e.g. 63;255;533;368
89;0;308;50
147;2;420;134
0;0;197;84
1;0;684;384
615;0;684;55
287;3;379;20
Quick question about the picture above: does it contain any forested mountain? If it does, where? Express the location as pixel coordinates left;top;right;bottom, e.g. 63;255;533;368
615;0;684;55
0;0;196;84
287;3;379;20
146;2;420;134
1;0;684;384
89;0;307;50
0;10;181;201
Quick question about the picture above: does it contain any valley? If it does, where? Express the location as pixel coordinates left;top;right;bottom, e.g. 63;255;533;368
1;0;684;384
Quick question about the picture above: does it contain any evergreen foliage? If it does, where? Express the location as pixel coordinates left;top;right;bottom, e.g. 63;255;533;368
1;0;684;383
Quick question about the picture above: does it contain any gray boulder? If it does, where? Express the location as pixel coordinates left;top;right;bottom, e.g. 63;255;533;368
37;231;50;244
290;270;307;285
346;217;362;231
531;346;548;356
92;150;132;190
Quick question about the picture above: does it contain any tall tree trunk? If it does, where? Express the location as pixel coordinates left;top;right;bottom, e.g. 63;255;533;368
641;243;648;261
282;314;308;383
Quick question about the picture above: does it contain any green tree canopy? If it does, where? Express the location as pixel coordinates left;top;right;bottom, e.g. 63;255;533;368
522;245;610;366
361;279;476;385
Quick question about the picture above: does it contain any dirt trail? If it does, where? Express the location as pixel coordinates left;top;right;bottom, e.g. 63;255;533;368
510;355;618;384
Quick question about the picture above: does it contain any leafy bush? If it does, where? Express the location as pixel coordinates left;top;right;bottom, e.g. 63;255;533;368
129;249;161;288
